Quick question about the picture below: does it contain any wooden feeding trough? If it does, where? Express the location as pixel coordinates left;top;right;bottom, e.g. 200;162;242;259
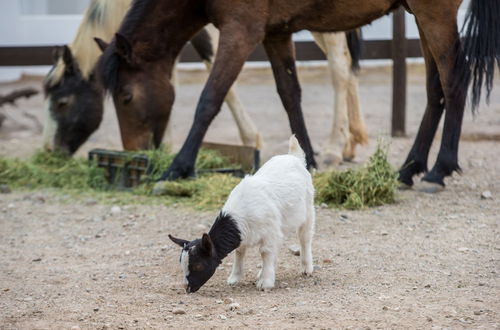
88;149;150;189
88;143;260;189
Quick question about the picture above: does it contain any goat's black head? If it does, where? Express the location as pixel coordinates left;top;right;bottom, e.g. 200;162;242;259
169;233;220;293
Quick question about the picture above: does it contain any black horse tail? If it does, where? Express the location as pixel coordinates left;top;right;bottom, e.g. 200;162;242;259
461;0;500;109
346;29;362;73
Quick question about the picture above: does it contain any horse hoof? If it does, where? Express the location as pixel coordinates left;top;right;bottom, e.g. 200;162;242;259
323;153;342;167
398;182;413;190
417;181;445;194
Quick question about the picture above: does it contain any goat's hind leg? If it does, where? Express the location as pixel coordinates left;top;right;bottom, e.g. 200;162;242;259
227;246;246;285
298;200;315;276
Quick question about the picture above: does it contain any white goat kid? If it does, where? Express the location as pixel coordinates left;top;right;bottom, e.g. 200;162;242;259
169;136;315;293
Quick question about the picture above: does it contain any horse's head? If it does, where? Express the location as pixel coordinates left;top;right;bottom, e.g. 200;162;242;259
96;34;174;151
42;46;104;155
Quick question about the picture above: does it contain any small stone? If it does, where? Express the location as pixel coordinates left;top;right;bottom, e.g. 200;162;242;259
382;306;389;311
7;203;15;209
227;303;240;311
223;298;234;304
481;190;492;199
0;184;11;194
426;316;433;322
313;265;322;271
270;307;278;311
172;308;186;315
381;231;389;236
70;326;81;330
32;258;42;262
473;310;482;315
93;308;99;312
219;314;227;320
288;245;301;256
194;314;203;319
84;198;98;206
215;300;223;304
320;203;328;209
119;274;127;279
110;206;122;215
340;214;349;220
322;258;333;264
457;247;469;252
424;284;431;288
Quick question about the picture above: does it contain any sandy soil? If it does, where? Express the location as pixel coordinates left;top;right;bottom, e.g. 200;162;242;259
0;64;499;329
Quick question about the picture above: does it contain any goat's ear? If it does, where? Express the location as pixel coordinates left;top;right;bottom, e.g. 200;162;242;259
168;234;189;248
114;33;133;64
94;37;109;53
200;233;214;256
61;45;78;75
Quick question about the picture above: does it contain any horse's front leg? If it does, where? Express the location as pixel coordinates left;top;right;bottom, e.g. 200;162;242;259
193;25;262;148
159;27;263;180
263;34;317;169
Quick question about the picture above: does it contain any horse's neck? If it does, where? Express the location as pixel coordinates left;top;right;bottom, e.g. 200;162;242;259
125;0;208;65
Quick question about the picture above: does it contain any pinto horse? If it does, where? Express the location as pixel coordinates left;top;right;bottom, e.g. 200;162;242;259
42;0;261;154
99;0;499;188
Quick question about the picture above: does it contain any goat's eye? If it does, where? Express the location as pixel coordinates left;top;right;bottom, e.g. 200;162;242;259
193;264;204;272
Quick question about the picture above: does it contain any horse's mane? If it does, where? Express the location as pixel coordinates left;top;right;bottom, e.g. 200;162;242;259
99;0;157;93
45;0;132;88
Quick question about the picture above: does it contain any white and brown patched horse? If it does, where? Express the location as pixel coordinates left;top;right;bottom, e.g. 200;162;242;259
43;0;368;166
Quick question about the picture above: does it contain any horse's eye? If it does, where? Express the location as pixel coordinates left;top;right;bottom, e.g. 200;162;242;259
193;264;203;272
122;92;133;105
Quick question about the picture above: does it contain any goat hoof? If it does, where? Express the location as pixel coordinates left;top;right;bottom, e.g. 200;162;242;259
227;276;241;286
256;278;274;291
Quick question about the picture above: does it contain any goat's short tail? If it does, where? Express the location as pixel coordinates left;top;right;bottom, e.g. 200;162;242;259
288;135;306;164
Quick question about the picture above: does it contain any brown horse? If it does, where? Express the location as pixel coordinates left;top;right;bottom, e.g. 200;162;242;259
98;0;499;188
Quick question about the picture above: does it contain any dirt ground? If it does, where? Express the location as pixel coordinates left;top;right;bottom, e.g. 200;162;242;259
0;64;499;329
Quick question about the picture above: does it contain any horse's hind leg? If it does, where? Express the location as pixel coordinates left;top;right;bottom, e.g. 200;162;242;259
398;25;445;187
344;67;368;161
410;3;466;188
313;32;350;166
263;34;317;169
194;25;262;148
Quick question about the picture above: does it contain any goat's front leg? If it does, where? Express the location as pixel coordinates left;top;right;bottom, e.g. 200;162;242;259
256;245;278;290
263;34;317;169
227;246;246;285
159;26;264;180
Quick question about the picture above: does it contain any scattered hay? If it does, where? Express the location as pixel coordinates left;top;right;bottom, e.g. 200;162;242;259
0;144;398;210
0;151;107;190
314;144;398;209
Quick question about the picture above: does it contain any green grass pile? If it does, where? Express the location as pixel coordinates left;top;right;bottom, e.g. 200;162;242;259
0;144;398;210
0;151;107;190
314;144;399;209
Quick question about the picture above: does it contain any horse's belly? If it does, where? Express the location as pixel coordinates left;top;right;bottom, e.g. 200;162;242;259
268;0;400;33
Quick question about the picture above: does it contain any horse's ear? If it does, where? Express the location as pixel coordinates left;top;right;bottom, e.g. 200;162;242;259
61;45;77;74
114;33;133;64
94;37;109;53
52;46;62;64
